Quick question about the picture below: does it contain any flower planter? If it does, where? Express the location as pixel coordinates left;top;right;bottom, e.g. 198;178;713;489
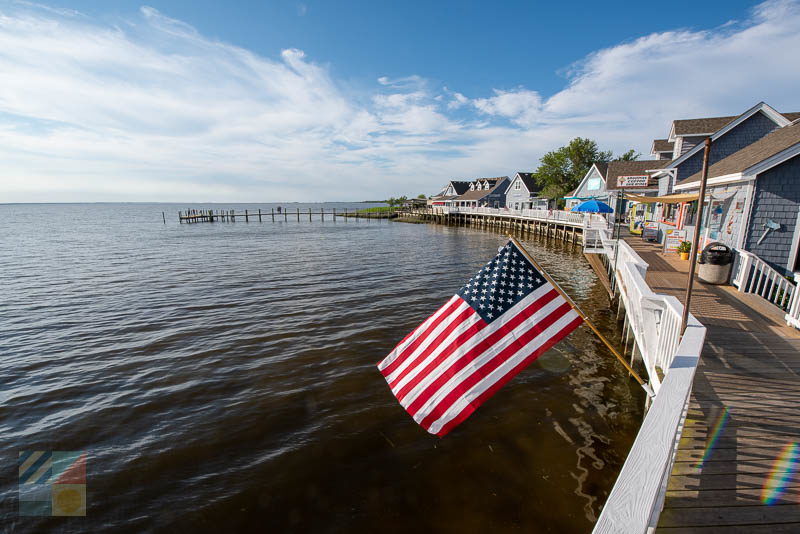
679;252;689;260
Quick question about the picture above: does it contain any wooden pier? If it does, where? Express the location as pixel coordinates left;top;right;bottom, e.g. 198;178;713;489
177;208;391;223
398;207;595;245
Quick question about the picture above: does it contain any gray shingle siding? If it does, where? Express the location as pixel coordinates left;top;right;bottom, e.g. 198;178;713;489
658;174;673;196
485;180;510;207
676;112;782;181
574;166;606;198
506;177;530;208
680;135;707;156
744;155;800;275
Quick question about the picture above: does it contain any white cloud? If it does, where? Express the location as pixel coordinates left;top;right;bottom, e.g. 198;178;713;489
447;91;469;110
473;88;543;126
1;1;800;201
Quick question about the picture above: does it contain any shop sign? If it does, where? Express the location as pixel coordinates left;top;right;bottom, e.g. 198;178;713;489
664;229;687;253
618;175;649;187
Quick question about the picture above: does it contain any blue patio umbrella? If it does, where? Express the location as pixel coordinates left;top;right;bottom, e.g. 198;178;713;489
572;199;614;213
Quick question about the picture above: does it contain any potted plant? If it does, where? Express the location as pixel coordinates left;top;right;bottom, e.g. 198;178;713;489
677;241;692;260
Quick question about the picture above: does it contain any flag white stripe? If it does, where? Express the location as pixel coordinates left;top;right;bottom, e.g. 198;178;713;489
19;451;43;479
28;457;52;484
378;295;461;372
427;309;581;434
407;285;563;416
390;311;483;393
383;299;472;383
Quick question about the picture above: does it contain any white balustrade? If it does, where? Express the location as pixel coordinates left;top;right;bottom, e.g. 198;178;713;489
592;237;706;533
732;250;797;318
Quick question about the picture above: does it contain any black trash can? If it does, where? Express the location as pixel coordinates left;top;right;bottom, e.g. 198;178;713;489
698;243;733;284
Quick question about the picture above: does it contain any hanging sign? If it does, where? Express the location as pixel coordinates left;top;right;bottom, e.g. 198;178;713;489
663;229;687;253
618;175;650;188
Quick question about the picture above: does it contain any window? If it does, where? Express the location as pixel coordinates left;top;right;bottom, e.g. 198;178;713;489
587;177;602;191
514;180;521;190
484;182;490;190
469;183;475;190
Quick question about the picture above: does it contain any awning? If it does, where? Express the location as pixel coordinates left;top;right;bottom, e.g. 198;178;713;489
624;192;699;204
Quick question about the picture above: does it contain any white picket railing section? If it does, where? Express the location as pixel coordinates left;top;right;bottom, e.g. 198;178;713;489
731;250;799;327
592;234;707;533
786;272;800;329
436;206;607;227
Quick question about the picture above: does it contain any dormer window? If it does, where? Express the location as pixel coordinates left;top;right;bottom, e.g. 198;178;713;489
469;183;475;190
483;182;489;190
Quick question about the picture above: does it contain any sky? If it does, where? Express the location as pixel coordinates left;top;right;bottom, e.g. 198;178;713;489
1;0;799;202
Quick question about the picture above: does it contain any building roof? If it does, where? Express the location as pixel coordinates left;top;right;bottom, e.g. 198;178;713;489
652;139;675;153
671;111;800;137
454;177;509;201
673;116;737;136
514;172;540;193
605;160;670;189
449;181;472;195
677;121;800;187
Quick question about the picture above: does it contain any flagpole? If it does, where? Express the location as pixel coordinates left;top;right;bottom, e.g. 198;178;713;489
509;235;654;397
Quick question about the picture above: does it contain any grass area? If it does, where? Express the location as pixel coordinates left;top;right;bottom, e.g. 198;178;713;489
356;206;399;213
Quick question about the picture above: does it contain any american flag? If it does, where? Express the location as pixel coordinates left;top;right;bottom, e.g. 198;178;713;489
378;240;584;436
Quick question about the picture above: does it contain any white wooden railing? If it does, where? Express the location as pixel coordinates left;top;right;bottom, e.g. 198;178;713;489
436;206;608;227
786;272;800;329
592;234;707;533
732;250;799;322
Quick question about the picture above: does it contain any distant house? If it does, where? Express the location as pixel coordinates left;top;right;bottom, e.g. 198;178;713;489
429;180;471;206
451;176;510;208
566;160;669;211
673;118;800;275
505;172;550;210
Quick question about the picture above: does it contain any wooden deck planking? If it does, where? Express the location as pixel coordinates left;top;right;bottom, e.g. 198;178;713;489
619;236;800;532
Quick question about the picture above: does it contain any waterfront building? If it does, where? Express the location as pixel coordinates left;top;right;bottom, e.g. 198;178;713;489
450;176;510;208
504;172;550;210
673;119;800;275
641;102;800;242
565;160;669;221
428;180;471;207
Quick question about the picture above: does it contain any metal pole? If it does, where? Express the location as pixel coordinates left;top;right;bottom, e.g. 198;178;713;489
681;137;712;335
611;188;624;294
510;236;653;395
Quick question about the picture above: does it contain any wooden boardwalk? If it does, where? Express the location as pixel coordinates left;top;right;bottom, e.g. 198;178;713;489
621;236;800;532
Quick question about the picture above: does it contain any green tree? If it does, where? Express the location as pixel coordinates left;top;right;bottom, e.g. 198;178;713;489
616;149;640;161
417;193;427;199
533;137;612;207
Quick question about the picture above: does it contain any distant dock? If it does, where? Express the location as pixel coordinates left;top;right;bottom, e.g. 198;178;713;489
177;208;392;223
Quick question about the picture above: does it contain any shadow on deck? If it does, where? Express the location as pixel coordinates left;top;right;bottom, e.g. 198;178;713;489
622;234;800;532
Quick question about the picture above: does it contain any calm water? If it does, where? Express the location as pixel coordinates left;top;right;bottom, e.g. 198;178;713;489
1;203;644;533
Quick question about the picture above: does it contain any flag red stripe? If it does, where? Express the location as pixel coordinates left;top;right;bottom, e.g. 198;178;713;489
388;306;478;390
379;297;463;377
419;301;575;430
393;314;487;402
405;289;560;416
434;314;584;436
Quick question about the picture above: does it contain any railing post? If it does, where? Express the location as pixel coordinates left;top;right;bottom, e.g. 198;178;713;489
734;251;753;291
786;272;800;329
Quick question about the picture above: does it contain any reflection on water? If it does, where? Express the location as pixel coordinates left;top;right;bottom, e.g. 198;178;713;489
1;203;643;533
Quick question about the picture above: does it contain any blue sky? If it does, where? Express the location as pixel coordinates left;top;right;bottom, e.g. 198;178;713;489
1;0;799;201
